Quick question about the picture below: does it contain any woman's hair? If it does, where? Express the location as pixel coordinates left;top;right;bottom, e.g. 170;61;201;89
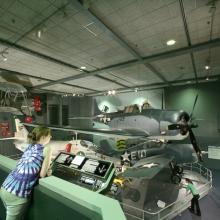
28;126;51;144
185;178;193;184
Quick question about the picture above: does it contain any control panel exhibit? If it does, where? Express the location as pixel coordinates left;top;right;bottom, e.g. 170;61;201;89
52;152;115;192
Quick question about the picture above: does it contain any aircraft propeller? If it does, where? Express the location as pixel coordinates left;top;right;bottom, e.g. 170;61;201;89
167;95;202;161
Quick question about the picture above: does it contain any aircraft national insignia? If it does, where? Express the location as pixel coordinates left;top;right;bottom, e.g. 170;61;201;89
142;163;159;168
116;139;126;150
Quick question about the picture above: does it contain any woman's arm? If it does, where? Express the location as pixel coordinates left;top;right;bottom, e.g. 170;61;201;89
40;146;52;178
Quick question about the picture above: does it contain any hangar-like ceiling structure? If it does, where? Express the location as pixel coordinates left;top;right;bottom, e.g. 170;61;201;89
0;0;220;96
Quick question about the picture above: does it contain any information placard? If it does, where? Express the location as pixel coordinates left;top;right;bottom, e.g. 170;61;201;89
208;146;220;159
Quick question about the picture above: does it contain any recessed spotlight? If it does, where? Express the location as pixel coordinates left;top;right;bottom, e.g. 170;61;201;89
108;90;112;95
134;88;138;92
112;90;116;95
205;65;210;70
166;39;176;46
80;66;86;70
206;77;209;81
3;57;7;61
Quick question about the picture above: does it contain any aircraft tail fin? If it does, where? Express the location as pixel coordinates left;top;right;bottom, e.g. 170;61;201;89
0;117;28;141
14;118;28;141
13;118;29;152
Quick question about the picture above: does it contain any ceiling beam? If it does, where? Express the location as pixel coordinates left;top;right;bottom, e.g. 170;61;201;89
0;68;99;92
87;74;220;96
179;0;198;83
68;0;168;84
0;37;81;71
96;75;130;88
0;38;128;90
33;38;220;88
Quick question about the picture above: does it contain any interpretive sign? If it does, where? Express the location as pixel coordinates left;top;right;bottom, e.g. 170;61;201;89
208;146;220;159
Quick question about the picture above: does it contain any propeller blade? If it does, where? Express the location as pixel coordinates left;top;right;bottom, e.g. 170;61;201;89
189;94;198;120
188;128;202;162
168;124;182;130
168;124;187;130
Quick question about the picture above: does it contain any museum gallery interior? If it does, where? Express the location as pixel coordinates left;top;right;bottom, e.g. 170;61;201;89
0;0;220;220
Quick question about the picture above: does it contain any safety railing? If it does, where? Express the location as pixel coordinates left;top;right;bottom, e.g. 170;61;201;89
120;163;212;220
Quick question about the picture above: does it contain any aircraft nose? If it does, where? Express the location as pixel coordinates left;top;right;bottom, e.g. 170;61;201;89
178;111;190;122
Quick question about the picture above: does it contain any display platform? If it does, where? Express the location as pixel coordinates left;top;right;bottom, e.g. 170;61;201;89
107;163;212;220
0;152;212;220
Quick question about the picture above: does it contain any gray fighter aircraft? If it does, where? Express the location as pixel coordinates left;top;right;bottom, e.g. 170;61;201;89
68;95;201;161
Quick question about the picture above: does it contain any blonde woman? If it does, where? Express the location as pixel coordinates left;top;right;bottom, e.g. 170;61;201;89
0;126;52;220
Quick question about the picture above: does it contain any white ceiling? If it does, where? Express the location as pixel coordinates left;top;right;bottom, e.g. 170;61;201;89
0;0;219;95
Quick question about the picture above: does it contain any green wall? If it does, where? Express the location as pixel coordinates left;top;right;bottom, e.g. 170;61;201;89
165;81;220;169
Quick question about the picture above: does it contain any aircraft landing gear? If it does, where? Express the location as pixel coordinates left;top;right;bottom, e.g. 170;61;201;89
174;165;183;174
169;162;183;184
171;174;181;184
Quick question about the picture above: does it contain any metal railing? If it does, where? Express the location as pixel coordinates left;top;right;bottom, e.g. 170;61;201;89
120;163;212;220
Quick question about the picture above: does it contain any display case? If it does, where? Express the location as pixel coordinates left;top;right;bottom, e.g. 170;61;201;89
51;152;115;193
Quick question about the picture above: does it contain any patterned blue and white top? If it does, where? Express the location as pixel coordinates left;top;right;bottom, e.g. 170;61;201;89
2;143;44;198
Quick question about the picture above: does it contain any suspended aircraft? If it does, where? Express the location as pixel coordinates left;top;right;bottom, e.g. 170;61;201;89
68;96;202;160
0;81;33;117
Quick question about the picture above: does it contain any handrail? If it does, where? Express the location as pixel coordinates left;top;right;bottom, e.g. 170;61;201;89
120;163;212;220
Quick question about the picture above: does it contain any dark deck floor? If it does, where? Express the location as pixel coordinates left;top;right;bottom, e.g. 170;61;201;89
174;169;220;220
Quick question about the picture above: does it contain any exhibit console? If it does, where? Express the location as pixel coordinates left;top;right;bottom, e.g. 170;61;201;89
0;154;126;220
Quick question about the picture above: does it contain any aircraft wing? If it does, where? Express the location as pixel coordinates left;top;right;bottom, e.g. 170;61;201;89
23;123;149;139
0;137;25;141
0;137;18;140
148;132;189;141
122;154;174;179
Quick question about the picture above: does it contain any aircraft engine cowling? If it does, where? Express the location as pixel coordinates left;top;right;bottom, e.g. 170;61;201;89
168;111;190;135
168;110;202;161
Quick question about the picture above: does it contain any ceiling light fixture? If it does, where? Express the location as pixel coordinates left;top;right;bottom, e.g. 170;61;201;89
166;39;176;46
107;90;116;95
37;30;42;38
206;77;209;81
205;65;210;70
134;88;138;92
80;66;86;70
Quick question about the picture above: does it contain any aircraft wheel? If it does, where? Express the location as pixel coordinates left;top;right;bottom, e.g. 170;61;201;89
171;174;181;184
128;188;140;202
175;165;183;174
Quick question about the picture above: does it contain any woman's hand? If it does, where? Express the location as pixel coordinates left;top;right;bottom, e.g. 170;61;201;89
40;146;52;178
47;168;53;176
